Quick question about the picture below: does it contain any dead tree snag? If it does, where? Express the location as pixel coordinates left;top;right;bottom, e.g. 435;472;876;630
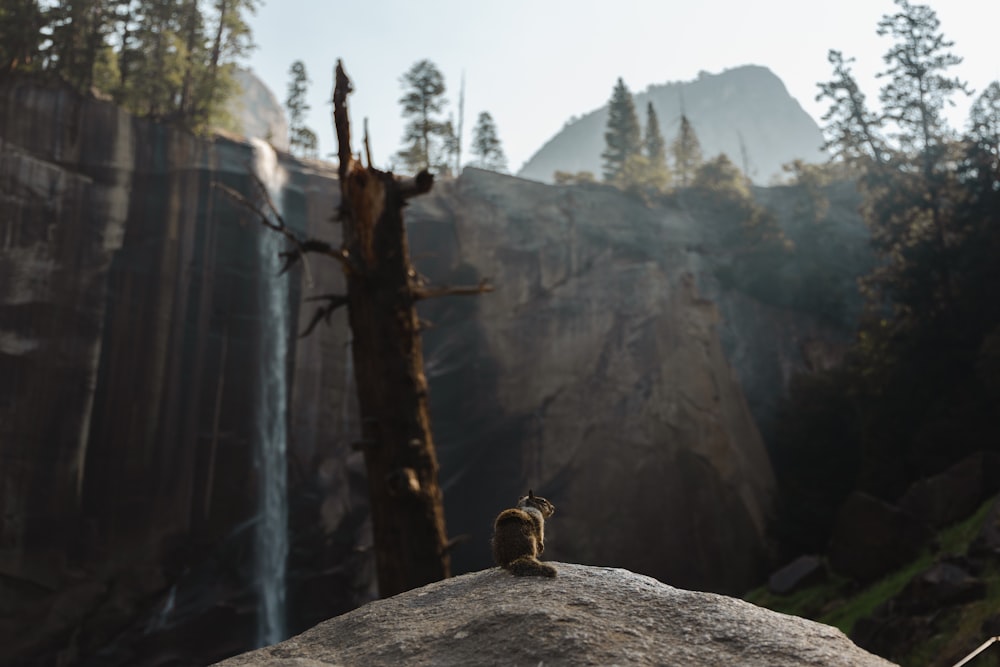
333;60;460;597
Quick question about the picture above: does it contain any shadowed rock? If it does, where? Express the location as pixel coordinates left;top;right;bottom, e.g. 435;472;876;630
768;555;826;595
899;452;1000;529
214;564;896;667
829;492;932;582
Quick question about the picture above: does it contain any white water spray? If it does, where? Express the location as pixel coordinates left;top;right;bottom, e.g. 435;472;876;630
250;138;290;647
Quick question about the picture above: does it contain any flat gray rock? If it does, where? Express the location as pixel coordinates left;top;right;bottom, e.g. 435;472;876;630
214;564;896;666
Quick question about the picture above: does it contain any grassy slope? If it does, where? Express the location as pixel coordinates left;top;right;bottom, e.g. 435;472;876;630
745;497;1000;667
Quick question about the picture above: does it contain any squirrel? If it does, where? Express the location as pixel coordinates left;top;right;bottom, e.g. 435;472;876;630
491;490;557;578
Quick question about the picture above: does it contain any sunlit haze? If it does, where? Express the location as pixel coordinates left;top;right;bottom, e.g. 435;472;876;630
246;1;997;171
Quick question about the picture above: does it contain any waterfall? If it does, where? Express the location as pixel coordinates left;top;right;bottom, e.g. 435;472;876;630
250;138;290;647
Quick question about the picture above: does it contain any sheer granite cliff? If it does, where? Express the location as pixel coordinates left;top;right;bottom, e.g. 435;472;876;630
0;79;868;664
0;79;368;664
411;173;778;593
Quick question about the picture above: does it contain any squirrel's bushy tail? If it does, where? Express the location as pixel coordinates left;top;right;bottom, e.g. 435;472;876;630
506;556;557;578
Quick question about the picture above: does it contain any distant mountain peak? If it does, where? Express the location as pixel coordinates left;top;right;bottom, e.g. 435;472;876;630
518;65;825;185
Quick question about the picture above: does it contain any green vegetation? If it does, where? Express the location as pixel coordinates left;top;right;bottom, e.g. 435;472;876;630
601;76;642;183
595;76;716;201
672;113;703;187
394;59;501;176
641;101;670;191
747;498;998;666
770;0;1000;555
553;170;597;185
0;0;260;133
469;111;507;173
395;59;450;174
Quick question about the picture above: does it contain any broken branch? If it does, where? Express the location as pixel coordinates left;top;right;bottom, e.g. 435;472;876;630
213;179;317;288
413;279;494;301
334;59;354;182
398;170;434;201
299;293;349;337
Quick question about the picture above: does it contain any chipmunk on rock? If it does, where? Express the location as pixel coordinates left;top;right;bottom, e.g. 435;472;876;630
491;490;557;578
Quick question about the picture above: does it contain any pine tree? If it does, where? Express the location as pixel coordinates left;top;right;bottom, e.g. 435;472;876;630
967;82;1000;179
433;115;459;176
396;59;447;173
0;0;46;74
470;111;507;172
6;0;253;132
601;77;641;182
816;50;886;165
176;0;207;119
671;114;703;187
644;102;666;166
286;60;317;158
643;101;670;190
876;0;970;172
861;0;970;321
47;0;117;93
122;0;186;117
196;0;259;128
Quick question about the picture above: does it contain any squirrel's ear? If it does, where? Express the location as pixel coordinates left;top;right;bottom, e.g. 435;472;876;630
528;489;535;498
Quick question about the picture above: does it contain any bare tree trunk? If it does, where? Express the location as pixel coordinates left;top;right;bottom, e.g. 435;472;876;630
333;61;450;597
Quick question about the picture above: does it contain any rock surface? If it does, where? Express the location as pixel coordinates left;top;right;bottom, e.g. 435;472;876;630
410;173;779;593
0;78;369;665
230;68;290;150
828;492;932;582
214;564;896;667
899;452;1000;529
768;555;826;595
410;171;869;593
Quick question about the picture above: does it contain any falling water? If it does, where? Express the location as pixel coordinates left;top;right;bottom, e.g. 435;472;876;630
250;138;290;647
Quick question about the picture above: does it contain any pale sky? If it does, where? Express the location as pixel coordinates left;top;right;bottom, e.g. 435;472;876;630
246;0;1000;172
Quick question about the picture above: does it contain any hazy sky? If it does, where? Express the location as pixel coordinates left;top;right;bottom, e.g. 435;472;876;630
246;0;999;172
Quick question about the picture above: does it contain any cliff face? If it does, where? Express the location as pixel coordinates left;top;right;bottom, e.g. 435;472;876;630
411;173;778;593
518;65;825;184
0;79;369;665
0;80;868;664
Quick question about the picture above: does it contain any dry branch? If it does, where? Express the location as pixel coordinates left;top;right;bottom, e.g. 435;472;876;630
299;293;349;338
413;279;495;301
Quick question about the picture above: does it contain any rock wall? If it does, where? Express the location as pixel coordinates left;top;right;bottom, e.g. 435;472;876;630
0;79;868;664
0;79;368;665
411;172;779;593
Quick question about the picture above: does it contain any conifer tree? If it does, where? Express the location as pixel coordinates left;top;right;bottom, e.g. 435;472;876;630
968;82;1000;177
644;102;666;166
434;116;459;176
197;0;259;128
470;111;507;172
396;59;447;173
671;113;703;187
816;50;886;165
5;0;254;132
0;0;46;74
286;60;318;158
601;77;641;182
876;0;969;173
643;101;670;190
